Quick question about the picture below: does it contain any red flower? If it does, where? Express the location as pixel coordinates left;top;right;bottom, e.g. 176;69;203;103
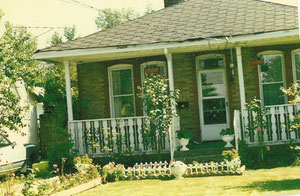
181;128;184;131
257;127;262;132
266;146;270;151
53;164;58;169
232;148;236;152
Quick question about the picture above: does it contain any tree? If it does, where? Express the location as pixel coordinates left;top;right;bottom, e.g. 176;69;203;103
48;25;77;46
0;21;40;136
95;8;139;30
40;26;80;166
145;1;155;14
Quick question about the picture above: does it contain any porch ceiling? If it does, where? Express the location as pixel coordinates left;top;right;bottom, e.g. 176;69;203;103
34;29;300;64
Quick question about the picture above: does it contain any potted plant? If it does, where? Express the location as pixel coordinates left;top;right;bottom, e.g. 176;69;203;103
176;128;193;151
170;161;187;179
220;128;234;147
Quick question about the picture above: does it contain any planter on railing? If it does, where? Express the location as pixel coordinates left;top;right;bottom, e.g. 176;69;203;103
68;116;180;156
241;104;300;145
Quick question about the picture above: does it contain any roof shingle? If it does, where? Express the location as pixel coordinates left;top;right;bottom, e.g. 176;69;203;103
38;0;298;52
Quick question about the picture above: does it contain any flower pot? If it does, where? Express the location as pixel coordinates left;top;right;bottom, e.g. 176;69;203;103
222;135;234;147
170;161;187;179
178;138;190;151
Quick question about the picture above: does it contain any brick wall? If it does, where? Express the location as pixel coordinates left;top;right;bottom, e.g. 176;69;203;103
241;44;300;102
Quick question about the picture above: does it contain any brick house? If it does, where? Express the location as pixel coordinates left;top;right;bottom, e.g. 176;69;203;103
35;0;300;158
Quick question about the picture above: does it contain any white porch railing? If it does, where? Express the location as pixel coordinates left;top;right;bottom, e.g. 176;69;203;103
68;116;180;157
234;104;300;146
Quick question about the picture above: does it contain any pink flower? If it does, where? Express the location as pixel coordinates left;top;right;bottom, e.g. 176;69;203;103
53;164;58;169
266;146;270;151
257;127;262;132
232;148;236;153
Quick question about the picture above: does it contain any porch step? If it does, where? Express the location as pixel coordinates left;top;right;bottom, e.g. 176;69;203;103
174;147;229;164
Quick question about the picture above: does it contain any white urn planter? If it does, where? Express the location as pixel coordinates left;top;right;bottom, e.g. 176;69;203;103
178;138;190;151
170;161;187;179
222;135;234;147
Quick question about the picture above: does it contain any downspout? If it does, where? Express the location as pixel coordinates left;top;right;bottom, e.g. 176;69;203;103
164;48;176;161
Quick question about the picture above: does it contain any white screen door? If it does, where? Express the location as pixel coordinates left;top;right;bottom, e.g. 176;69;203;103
199;69;229;141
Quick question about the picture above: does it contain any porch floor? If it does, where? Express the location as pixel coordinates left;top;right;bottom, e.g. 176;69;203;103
174;140;234;163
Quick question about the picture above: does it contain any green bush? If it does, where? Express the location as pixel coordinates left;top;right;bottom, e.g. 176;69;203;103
239;141;299;169
46;138;77;174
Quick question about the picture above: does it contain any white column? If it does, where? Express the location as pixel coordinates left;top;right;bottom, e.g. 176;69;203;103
164;48;176;161
236;47;246;111
164;48;175;110
64;61;74;121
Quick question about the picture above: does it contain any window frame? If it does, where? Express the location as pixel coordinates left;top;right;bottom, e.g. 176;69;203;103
257;50;287;106
140;61;167;83
108;64;136;118
291;48;300;83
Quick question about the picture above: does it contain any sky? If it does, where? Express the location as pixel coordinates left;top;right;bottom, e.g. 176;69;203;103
0;0;164;48
0;0;298;49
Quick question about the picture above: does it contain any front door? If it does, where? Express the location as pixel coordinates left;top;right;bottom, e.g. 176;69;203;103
198;69;229;141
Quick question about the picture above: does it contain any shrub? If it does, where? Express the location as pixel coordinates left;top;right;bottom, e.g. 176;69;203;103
238;141;298;169
46;138;77;174
138;74;180;154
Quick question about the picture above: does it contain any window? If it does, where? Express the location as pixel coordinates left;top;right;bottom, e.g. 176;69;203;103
292;49;300;83
140;61;167;82
108;64;135;117
0;134;10;147
258;51;286;106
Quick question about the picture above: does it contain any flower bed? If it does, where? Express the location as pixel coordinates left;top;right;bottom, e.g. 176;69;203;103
101;159;245;182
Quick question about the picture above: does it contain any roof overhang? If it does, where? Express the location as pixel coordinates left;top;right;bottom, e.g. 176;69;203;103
34;29;300;63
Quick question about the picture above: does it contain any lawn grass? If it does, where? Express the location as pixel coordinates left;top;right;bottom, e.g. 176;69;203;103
79;166;300;196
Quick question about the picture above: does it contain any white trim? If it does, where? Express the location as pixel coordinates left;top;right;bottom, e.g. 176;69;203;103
257;52;287;106
291;49;300;83
108;64;136;117
34;29;299;61
64;61;73;121
195;54;230;142
140;61;167;83
236;47;246;111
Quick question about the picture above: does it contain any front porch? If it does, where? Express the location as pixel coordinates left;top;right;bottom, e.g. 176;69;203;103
68;116;180;157
234;104;300;146
61;42;300;159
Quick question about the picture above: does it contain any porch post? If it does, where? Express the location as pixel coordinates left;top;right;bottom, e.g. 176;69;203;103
236;47;246;111
64;61;74;121
164;48;176;161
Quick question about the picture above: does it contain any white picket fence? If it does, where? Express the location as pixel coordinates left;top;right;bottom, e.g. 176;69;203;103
234;104;300;146
68;116;180;156
122;159;245;179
